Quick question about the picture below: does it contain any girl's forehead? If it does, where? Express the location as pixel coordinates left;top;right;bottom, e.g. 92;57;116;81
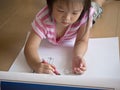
54;0;83;10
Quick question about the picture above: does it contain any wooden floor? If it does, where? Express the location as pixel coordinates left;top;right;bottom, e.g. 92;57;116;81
0;0;120;71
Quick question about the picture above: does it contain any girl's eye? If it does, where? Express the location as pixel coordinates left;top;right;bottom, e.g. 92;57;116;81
72;11;81;15
57;9;64;12
72;12;79;15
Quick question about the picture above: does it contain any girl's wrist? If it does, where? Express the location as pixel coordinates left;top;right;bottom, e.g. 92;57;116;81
33;61;42;73
73;55;83;60
74;54;83;58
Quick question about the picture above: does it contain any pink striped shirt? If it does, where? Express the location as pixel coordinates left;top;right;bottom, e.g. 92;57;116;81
32;6;95;45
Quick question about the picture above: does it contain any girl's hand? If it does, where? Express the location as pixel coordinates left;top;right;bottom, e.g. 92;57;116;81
35;61;55;75
72;56;87;74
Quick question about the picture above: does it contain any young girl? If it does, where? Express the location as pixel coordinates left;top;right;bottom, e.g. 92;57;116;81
24;0;95;75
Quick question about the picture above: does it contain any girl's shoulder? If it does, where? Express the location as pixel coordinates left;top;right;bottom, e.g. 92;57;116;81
36;5;49;19
71;7;95;29
34;5;54;27
83;7;95;19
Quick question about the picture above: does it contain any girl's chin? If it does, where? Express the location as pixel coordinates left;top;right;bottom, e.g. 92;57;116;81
61;22;70;27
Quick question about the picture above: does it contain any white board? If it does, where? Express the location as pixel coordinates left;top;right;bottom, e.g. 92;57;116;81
3;37;120;89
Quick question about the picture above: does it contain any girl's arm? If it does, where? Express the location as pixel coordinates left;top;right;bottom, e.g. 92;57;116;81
24;30;54;74
73;18;92;74
24;30;42;72
74;23;91;58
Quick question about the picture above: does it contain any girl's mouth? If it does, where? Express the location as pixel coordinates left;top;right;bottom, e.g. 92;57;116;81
62;21;70;26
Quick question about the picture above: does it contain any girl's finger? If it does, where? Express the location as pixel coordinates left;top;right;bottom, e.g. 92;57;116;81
75;69;84;75
40;63;55;72
37;68;55;74
74;67;86;74
80;66;87;71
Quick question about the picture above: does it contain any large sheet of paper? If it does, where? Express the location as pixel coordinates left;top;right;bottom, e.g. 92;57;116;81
4;37;120;89
9;37;120;78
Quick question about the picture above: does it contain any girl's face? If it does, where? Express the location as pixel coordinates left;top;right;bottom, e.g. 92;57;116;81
52;0;83;27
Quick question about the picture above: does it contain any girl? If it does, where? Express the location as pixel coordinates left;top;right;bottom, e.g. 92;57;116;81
24;0;94;75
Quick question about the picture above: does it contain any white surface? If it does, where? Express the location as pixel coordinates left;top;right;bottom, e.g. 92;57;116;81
0;71;119;89
9;37;120;78
5;37;120;89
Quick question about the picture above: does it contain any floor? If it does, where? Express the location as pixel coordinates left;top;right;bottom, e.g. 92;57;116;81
0;0;120;71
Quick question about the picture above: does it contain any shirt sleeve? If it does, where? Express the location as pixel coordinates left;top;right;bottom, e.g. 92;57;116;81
80;7;95;27
31;6;48;39
31;18;46;39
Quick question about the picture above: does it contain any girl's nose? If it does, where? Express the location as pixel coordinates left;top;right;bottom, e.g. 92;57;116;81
63;13;71;21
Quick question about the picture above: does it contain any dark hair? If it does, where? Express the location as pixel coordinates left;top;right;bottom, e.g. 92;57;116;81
46;0;91;39
46;0;91;20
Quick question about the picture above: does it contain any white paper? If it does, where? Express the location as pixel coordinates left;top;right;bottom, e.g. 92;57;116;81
9;37;120;79
0;37;119;89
